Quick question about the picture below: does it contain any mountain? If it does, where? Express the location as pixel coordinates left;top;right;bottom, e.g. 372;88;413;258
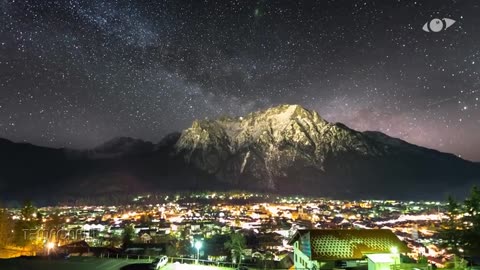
0;138;85;202
87;137;155;159
0;134;214;204
0;104;478;203
174;104;479;198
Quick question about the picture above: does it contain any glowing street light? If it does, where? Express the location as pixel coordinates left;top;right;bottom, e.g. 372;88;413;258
194;241;202;263
390;246;398;254
47;242;55;256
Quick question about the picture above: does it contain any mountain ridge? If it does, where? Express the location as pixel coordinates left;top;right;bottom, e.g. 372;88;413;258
0;104;478;203
174;104;478;197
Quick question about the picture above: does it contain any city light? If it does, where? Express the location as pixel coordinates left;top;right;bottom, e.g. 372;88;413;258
195;241;202;263
0;191;472;268
46;242;55;256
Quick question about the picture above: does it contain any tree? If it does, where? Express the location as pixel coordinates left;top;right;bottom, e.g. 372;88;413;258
225;232;246;268
21;201;36;221
441;186;480;256
175;227;191;256
109;234;122;248
45;211;63;244
463;186;480;255
439;196;461;254
122;224;135;248
13;201;39;247
0;208;13;247
165;243;177;257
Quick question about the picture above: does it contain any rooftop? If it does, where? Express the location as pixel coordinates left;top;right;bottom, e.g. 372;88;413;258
289;229;409;260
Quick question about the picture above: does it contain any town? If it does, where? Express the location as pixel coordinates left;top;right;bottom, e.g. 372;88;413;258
0;191;469;269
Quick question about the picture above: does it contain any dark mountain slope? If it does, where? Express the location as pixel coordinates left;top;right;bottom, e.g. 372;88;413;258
0;105;478;203
174;105;479;199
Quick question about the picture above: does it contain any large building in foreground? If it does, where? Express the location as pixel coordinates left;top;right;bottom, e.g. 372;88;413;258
289;229;409;270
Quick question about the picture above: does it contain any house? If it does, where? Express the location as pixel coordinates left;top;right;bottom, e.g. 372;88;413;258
288;229;409;270
140;233;153;243
58;240;91;256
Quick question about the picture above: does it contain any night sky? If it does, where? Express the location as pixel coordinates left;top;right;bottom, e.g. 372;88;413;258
1;0;479;160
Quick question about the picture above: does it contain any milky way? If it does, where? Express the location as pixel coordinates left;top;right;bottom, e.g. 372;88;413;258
1;0;479;160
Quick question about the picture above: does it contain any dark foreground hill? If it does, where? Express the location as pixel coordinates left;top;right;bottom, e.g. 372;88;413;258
0;104;478;203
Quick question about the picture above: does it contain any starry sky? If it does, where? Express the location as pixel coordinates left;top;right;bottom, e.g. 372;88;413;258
1;0;480;161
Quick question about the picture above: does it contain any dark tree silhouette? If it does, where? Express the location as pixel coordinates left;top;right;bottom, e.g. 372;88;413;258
225;232;246;267
441;186;480;256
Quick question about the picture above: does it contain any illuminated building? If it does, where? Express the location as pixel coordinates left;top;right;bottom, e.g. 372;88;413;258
288;229;409;270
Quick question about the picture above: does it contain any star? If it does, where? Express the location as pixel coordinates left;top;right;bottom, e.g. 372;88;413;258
0;0;479;160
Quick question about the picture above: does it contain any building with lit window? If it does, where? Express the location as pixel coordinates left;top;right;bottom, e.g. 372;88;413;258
288;229;409;270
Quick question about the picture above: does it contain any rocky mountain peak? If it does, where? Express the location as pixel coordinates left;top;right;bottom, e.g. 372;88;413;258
177;104;330;147
174;104;382;190
0;104;479;201
176;104;370;154
242;104;327;128
170;104;480;197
